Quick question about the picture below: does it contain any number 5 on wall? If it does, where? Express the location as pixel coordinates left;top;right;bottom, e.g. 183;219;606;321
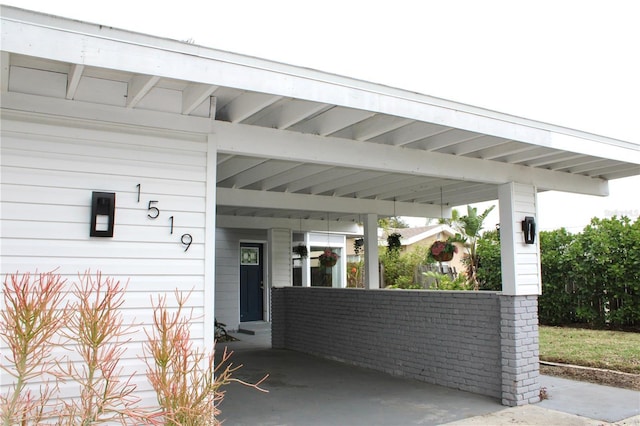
147;200;160;219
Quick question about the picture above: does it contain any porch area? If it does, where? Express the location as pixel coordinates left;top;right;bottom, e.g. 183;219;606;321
271;287;538;406
216;326;640;425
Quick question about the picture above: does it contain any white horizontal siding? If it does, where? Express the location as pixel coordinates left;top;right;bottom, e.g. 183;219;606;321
269;228;292;288
499;182;542;295
0;112;209;409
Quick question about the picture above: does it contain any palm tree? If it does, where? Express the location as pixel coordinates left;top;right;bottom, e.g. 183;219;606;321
442;205;495;290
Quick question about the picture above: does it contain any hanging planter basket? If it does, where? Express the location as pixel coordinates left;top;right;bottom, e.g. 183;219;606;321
429;239;458;263
318;249;339;268
432;251;454;262
292;244;308;258
320;258;338;268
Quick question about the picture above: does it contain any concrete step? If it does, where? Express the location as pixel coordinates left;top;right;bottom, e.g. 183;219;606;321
238;321;271;335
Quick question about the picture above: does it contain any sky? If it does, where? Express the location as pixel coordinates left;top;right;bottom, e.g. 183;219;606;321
3;0;639;232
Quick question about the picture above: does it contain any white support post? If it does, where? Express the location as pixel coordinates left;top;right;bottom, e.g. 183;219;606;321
363;213;380;289
498;182;542;296
203;134;217;352
302;233;310;287
269;228;292;288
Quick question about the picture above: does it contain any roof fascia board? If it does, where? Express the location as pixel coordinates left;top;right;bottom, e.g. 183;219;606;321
2;8;638;162
214;121;609;196
216;187;446;219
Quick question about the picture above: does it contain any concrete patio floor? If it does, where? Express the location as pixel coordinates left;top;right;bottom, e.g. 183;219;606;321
215;329;640;425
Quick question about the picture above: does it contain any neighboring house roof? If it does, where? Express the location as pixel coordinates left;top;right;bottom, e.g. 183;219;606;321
381;225;457;246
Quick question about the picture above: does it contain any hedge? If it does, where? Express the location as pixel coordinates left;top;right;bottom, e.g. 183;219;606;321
476;216;640;327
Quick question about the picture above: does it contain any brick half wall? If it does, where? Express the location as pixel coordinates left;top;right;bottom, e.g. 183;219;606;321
500;295;540;406
272;287;504;399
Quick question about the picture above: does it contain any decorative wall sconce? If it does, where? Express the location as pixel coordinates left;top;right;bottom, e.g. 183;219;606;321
90;191;115;237
521;216;536;244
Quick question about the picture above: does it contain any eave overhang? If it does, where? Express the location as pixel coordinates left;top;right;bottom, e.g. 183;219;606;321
2;5;639;223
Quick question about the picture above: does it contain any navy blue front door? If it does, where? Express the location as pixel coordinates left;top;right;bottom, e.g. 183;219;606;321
240;243;263;322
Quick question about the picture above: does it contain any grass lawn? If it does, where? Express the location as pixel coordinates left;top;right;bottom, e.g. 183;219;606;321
539;326;640;374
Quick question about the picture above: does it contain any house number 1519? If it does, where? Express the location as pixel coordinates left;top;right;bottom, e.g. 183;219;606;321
137;184;193;252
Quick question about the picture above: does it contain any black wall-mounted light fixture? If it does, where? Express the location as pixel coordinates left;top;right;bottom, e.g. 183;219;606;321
90;191;115;237
521;216;536;244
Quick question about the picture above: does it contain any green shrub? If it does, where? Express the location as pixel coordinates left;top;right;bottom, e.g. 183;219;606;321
538;228;576;325
476;229;502;291
379;246;428;288
476;217;640;327
567;217;640;327
422;271;470;290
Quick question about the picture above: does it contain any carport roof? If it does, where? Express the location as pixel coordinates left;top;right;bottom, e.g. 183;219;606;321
2;5;639;223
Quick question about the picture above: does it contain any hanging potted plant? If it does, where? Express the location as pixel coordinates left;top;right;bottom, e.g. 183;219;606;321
318;248;339;267
353;238;364;255
428;238;458;262
292;244;308;258
387;232;402;253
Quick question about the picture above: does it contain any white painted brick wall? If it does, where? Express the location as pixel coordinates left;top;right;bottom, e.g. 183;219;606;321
272;288;504;399
500;295;540;406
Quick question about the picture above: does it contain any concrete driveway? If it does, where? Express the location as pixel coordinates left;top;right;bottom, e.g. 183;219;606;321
216;331;640;425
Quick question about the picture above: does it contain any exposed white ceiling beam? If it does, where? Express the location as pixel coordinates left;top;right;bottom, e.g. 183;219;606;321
496;146;555;164
446;186;501;207
550;156;603;172
216;156;266;181
182;83;217;115
587;164;640;178
126;75;160;108
328;171;390;197
569;159;619;174
245;99;330;130
217;187;447;218
525;152;583;168
259;163;324;190
409;181;489;204
475;142;531;160
444;135;504;156
375;178;452;202
220;159;302;189
277;101;330;129
289;106;376;136
331;115;413;141
213;121;609;196
237;98;288;125
416;129;481;151
355;176;434;199
285;168;355;193
217;92;282;123
373;122;447;147
66;64;84;99
600;166;640;180
308;170;382;195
